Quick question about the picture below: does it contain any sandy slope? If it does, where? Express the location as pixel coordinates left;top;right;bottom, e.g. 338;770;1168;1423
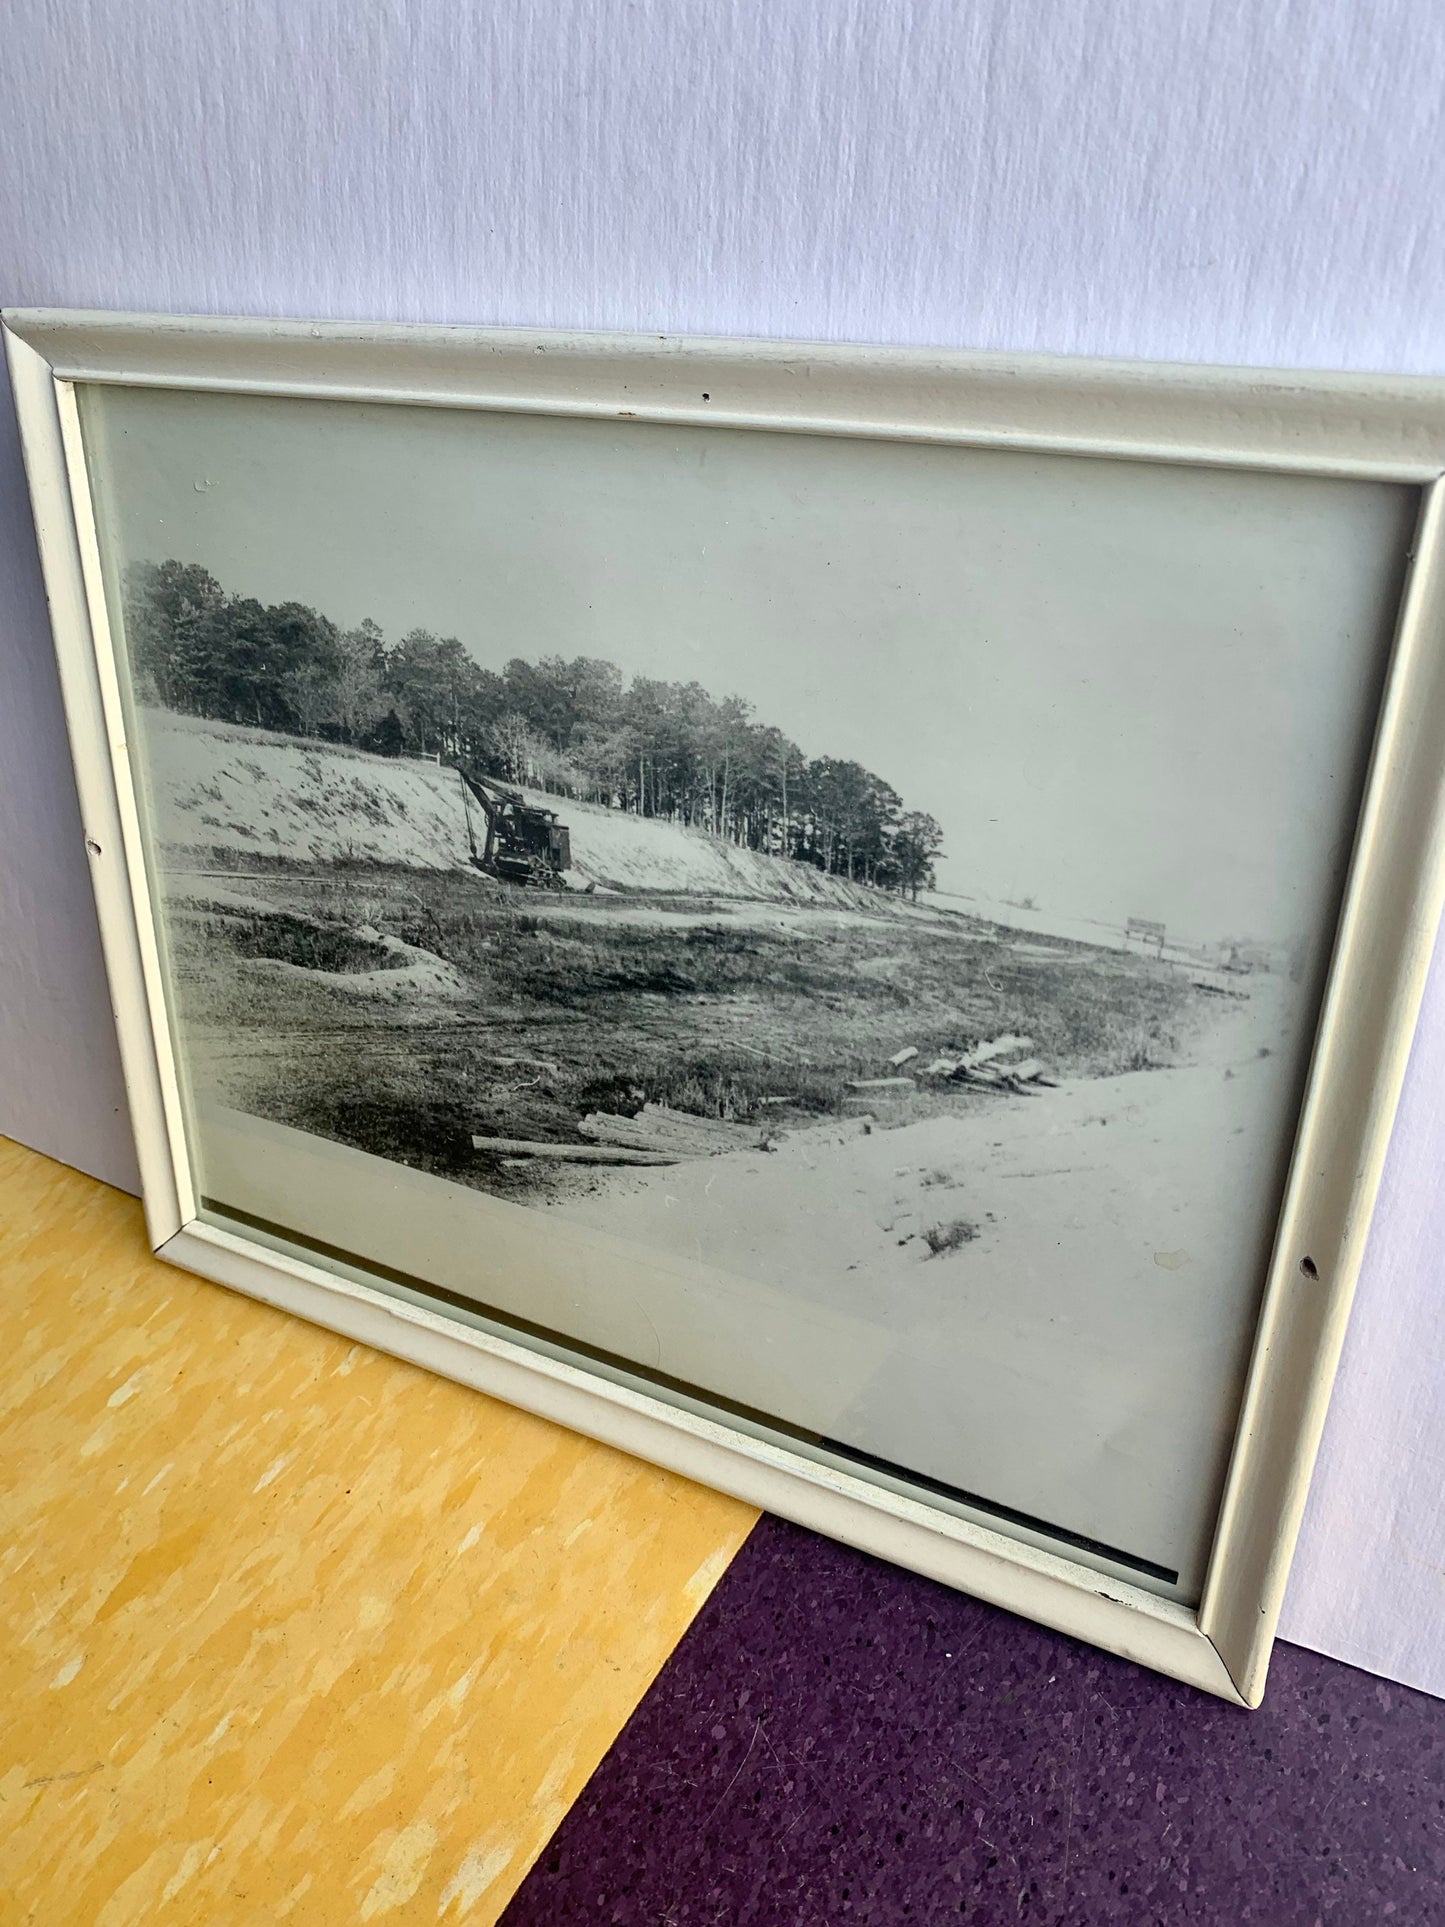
143;712;475;867
542;986;1295;1590
535;784;902;909
141;710;903;911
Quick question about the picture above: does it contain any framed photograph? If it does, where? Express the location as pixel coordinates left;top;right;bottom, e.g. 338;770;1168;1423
7;309;1445;1706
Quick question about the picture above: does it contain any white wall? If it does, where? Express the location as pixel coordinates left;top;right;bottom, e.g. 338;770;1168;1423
3;0;1443;1689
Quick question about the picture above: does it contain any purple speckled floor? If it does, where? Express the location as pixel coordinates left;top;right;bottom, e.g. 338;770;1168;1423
502;1515;1445;1926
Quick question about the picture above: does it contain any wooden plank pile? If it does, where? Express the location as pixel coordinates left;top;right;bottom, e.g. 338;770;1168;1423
470;1133;677;1165
929;1034;1052;1091
839;1032;1057;1114
473;1103;762;1166
578;1103;763;1160
918;1033;1055;1092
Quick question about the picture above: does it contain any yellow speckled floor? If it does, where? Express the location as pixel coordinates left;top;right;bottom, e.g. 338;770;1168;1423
0;1138;757;1925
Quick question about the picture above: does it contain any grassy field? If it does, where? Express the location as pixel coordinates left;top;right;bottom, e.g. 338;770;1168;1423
164;862;1208;1200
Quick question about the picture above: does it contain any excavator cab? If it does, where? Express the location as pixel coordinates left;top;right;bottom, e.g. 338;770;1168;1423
490;798;570;885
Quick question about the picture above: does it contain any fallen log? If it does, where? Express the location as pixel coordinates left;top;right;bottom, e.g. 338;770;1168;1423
472;1134;677;1165
887;1045;920;1067
846;1076;917;1091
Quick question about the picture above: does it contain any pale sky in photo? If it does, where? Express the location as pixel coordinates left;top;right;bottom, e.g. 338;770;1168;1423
83;384;1414;945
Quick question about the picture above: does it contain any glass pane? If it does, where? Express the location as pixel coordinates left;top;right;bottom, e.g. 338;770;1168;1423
77;382;1416;1600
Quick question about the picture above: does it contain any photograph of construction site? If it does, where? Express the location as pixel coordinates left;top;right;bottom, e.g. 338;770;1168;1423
86;380;1415;1591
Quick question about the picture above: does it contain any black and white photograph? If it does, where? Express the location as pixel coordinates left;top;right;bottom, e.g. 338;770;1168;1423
80;383;1415;1598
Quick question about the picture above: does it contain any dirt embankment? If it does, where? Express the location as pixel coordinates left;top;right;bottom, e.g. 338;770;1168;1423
143;710;907;913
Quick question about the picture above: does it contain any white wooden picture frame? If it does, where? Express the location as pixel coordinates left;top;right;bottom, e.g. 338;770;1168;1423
7;306;1445;1707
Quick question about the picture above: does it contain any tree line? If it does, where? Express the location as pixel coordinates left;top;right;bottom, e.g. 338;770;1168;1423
125;558;946;896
